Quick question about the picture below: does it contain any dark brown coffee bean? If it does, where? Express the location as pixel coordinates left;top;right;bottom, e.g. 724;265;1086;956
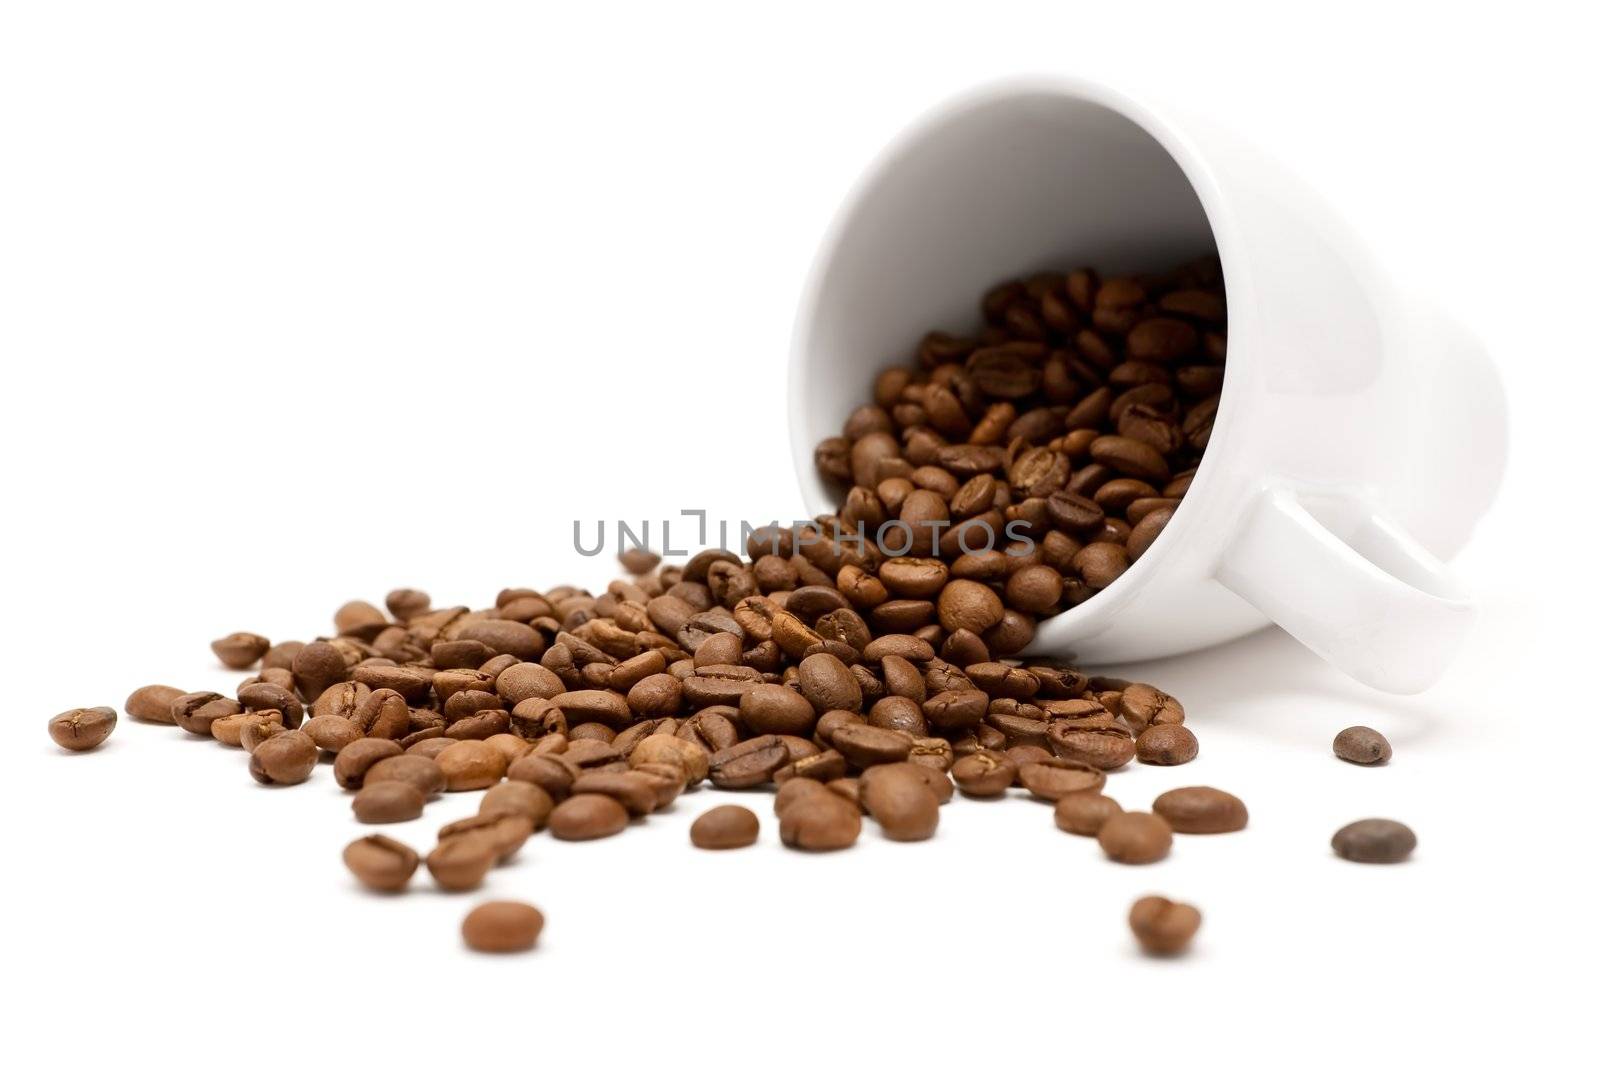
549;794;629;840
1135;723;1199;765
343;834;419;892
708;735;790;788
1128;895;1201;956
211;632;270;669
690;805;760;849
1153;786;1247;833
48;707;117;752
1054;792;1123;835
795;652;862;712
248;730;318;785
1333;726;1392;765
1331;818;1416;863
1098;811;1173;864
462;901;544;953
352;780;425;824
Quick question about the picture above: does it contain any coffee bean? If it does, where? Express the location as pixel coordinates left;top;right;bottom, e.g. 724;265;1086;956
1016;758;1105;801
426;837;496;891
343;834;419;892
1097;811;1173;863
1045;722;1136;770
462;900;545;953
439;811;535;861
1331;818;1415;863
210;632;270;670
1152;786;1247;833
796;653;862;712
549;794;629;840
690;805;760;849
480;780;555;828
571;770;661;815
1136;723;1199;765
248;730;318;785
860;764;939;841
1333;726;1392;765
830;723;913;768
334;738;405;789
741;683;818;736
951;751;1014;797
352;780;425;824
1119;683;1184;731
627;733;709;785
936;580;1005;635
708;735;790;788
125;684;183;725
171;691;240;736
777;791;861;851
1054;792;1123;835
365;754;447;798
48;707;117;752
436;740;509;791
1128;895;1201;956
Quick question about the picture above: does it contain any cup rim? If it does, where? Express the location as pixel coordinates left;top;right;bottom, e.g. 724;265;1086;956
787;75;1246;654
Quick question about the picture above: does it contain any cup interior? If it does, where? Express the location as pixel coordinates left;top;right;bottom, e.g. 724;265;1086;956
790;85;1220;518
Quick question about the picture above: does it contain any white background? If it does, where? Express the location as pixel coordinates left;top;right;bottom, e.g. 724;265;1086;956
4;2;1594;1062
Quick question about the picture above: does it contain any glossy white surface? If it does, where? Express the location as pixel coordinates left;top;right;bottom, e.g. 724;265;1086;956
791;79;1507;691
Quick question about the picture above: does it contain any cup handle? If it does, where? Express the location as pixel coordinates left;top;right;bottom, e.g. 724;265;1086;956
1214;487;1475;693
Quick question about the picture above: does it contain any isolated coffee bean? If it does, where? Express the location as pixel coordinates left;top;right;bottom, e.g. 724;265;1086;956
1128;896;1201;956
1152;786;1247;833
1097;811;1173;864
1136;723;1199;765
462;901;545;953
690;805;761;849
548;794;629;840
343;834;419;892
125;684;183;725
211;632;270;669
48;707;117;752
1331;818;1416;863
1333;726;1392;765
248;730;318;785
1054;792;1123;835
352;780;425;824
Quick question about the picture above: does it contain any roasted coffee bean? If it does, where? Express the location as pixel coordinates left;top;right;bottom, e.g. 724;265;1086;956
951;751;1014;797
690;805;760;849
1135;723;1199;765
708;735;790;788
171;691;240;736
125;684;183;725
462;901;545;953
480;780;555;828
439;811;535;861
426;837;496;891
860;764;939;841
1128;896;1201;956
1017;758;1105;801
352;780;426;824
831;723;913;768
1331;818;1416;863
334;738;405;789
548;794;629;841
1333;726;1392;765
1054;792;1123;836
796;653;862;712
1119;683;1185;731
571;770;660;816
435;739;509;791
343;834;419;892
741;683;818;735
365;754;447;798
628;733;710;785
302;715;355;756
1153;786;1247;833
778;791;862;852
1045;722;1136;770
211;632;270;669
48;707;117;752
248;730;318;785
1098;811;1173;864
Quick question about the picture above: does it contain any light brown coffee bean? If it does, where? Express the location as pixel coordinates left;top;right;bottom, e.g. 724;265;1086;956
1135;723;1199;765
480;780;555;828
859;764;939;841
365;754;447;798
1333;726;1392;765
1097;811;1173;864
627;733;709;785
426;837;496;891
248;730;318;785
48;707;117;752
436;739;509;791
1128;895;1201;956
125;684;183;725
1152;786;1247;833
690;805;760;849
343;834;419;892
334;738;405;789
462;901;545;953
171;691;240;736
211;632;270;669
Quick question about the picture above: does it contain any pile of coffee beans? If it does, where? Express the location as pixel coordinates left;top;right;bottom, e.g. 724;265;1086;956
813;258;1227;617
45;262;1418;958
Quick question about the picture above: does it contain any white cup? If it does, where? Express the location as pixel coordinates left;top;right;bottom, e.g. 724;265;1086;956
788;77;1506;694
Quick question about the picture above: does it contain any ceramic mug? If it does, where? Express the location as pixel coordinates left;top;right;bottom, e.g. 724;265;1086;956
788;77;1506;694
